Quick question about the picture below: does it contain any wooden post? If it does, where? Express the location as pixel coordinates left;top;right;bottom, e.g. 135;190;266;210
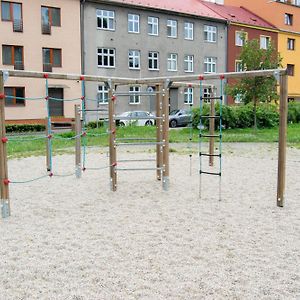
0;72;10;218
209;98;215;167
108;81;117;191
277;73;288;207
162;80;170;190
156;84;163;180
75;104;81;178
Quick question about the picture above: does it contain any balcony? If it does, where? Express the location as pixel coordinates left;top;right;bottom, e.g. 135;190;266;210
42;22;51;35
13;19;23;32
43;63;52;72
14;61;24;70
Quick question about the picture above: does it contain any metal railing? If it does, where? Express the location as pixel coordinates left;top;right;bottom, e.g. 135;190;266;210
14;61;24;70
42;22;51;35
13;19;23;32
43;63;52;73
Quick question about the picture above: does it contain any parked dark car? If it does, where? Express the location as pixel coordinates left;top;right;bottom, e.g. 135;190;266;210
169;109;191;128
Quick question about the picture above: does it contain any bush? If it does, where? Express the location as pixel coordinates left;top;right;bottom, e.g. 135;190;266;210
87;120;105;129
288;102;300;124
5;124;46;133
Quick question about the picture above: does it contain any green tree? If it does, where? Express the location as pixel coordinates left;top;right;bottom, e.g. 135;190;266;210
226;36;282;129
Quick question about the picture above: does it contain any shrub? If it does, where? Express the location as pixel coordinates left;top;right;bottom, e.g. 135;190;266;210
87;120;105;129
5;124;46;133
288;102;300;124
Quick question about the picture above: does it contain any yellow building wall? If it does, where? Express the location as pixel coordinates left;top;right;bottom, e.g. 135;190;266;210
278;32;300;99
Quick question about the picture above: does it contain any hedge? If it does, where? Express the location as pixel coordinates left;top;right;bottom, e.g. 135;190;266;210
192;102;300;129
5;124;46;133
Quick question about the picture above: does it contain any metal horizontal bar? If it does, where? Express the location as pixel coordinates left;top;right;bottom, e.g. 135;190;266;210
199;153;221;157
115;142;164;146
116;167;163;171
81;109;108;112
199;134;221;138
116;137;157;141
114;116;162;120
200;96;222;100
114;92;158;96
117;159;156;162
200;170;221;176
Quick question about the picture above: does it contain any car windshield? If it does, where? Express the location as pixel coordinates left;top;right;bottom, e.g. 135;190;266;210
170;110;179;115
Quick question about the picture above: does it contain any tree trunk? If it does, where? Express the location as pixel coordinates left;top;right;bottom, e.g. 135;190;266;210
253;98;257;130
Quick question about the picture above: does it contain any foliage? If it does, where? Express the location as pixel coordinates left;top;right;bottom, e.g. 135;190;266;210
5;124;45;133
288;102;300;124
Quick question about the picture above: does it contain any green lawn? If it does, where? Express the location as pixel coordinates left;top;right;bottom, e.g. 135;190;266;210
6;123;300;158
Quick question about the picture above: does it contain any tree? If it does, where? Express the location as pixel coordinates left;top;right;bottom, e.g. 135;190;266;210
226;36;282;129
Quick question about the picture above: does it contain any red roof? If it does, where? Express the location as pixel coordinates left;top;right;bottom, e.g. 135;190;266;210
105;0;226;21
201;1;276;29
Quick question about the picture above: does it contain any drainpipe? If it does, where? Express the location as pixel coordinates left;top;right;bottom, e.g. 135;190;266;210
80;0;86;75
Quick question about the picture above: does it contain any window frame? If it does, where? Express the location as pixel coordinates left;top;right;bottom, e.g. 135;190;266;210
287;64;295;76
184;87;193;105
128;13;140;33
287;38;295;50
260;35;271;50
4;86;25;107
41;6;61;27
235;31;247;47
42;47;62;68
97;85;109;105
1;1;22;22
204;57;217;74
96;9;115;31
285;13;293;25
204;25;217;43
129;86;141;104
167;19;177;38
235;60;244;72
184;22;194;40
128;49;141;70
2;44;24;66
97;47;115;68
184;54;194;73
148;16;158;36
167;53;178;72
148;51;159;71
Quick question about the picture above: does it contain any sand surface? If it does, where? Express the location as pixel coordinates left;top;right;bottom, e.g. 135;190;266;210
0;143;299;300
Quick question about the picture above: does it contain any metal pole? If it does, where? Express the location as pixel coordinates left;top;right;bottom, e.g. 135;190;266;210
75;104;82;178
277;73;288;207
108;81;117;191
0;72;10;218
162;80;170;190
156;84;163;180
45;118;51;172
209;97;215;167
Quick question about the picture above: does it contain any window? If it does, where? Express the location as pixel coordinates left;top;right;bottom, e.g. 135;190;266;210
204;25;217;42
97;9;115;30
41;6;61;34
235;31;247;47
2;45;24;70
4;87;25;106
204;57;217;73
235;60;244;72
285;13;293;25
287;64;295;76
287;38;295;50
129;86;140;104
184;22;193;40
167;53;177;71
203;87;213;102
167;19;177;38
184;87;193;104
128;14;139;33
97;48;115;68
128;50;140;69
184;55;194;72
42;48;62;71
148;51;159;70
97;85;108;104
1;1;23;32
260;36;271;49
148;16;158;35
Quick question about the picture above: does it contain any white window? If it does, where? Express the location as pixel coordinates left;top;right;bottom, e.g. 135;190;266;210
97;10;115;30
204;25;217;42
235;60;244;72
148;51;159;70
260;36;270;49
148;16;158;35
184;87;193;104
128;14;139;33
287;38;295;50
167;19;177;38
184;22;193;40
235;31;246;46
97;85;108;104
204;57;217;73
285;13;293;25
167;53;177;71
97;48;115;68
129;86;140;104
184;55;194;72
128;50;140;69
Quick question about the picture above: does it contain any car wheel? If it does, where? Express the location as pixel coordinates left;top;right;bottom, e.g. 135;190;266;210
145;120;153;126
170;120;177;128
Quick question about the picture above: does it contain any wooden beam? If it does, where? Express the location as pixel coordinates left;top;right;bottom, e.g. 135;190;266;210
277;74;288;207
0;72;10;217
75;104;81;178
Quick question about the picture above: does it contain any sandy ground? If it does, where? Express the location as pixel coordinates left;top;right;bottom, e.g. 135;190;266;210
0;143;299;300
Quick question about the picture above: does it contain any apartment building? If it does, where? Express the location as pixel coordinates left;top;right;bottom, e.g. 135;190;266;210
202;2;278;104
0;0;81;124
223;0;300;102
82;0;227;120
